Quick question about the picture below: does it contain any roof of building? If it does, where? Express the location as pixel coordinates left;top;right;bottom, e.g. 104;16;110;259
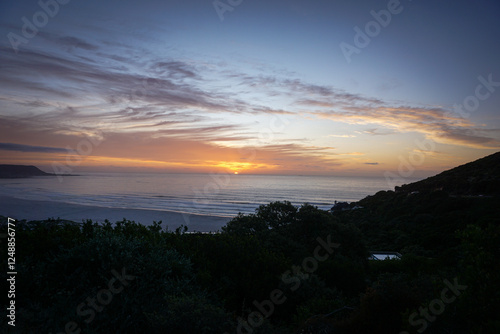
369;251;402;260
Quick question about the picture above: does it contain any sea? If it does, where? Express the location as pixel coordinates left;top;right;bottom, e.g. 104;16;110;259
0;173;419;218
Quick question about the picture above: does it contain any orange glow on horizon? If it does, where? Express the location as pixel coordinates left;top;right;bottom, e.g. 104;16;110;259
209;160;278;173
23;153;284;174
1;143;473;177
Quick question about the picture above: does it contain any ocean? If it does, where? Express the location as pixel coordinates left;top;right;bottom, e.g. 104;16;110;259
0;173;417;218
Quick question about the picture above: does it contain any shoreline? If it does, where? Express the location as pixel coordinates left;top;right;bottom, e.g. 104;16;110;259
0;196;230;232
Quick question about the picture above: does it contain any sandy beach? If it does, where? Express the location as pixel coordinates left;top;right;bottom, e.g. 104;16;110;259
0;196;230;232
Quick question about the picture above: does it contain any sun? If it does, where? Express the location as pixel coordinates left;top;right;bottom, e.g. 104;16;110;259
234;171;239;175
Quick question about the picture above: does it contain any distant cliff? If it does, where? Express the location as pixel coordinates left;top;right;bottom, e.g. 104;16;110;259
0;165;55;178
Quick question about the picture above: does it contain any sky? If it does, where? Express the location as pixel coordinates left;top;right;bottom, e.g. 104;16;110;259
0;0;499;177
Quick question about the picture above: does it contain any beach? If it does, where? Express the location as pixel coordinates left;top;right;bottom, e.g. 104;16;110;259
0;173;400;233
0;196;230;232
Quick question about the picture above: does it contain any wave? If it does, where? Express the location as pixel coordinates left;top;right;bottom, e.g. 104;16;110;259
0;173;401;217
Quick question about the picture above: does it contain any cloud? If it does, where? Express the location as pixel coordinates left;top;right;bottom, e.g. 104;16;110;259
0;114;346;174
312;106;500;149
0;46;230;113
2;39;495;151
233;75;499;149
328;134;356;138
56;36;100;51
364;162;379;165
337;152;364;156
0;27;497;175
232;73;383;107
0;142;69;153
151;61;200;80
360;128;396;136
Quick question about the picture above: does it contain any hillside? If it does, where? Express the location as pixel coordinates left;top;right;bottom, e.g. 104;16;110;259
395;151;500;195
344;152;500;255
0;165;55;178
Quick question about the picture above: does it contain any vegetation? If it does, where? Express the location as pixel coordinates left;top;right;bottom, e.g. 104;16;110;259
395;151;500;195
1;153;499;333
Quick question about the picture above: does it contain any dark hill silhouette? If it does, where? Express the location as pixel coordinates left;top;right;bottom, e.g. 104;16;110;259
395;151;500;195
0;165;55;178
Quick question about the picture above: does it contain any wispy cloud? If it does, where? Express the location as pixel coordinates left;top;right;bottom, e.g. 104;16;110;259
0;142;69;153
359;128;396;136
0;28;498;175
2;36;497;151
55;36;100;51
328;134;357;138
311;106;500;149
151;61;201;80
226;73;499;149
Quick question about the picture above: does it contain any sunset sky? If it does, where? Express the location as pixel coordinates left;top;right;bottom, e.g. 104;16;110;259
1;0;499;177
